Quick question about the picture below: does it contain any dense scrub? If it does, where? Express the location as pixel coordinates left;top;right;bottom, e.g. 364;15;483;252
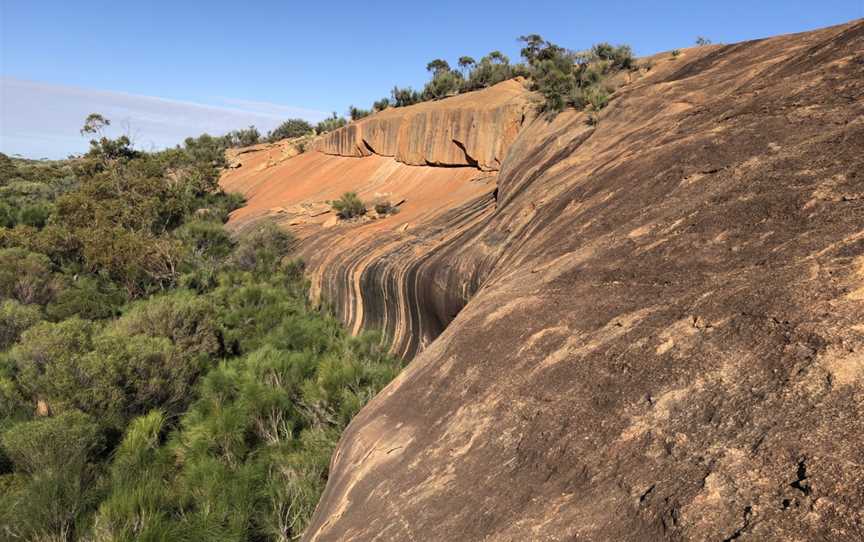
0;120;400;541
357;35;637;118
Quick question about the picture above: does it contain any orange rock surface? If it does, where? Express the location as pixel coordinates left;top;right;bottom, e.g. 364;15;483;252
222;20;864;541
313;78;534;171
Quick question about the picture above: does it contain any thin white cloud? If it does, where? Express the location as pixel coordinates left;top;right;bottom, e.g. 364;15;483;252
0;77;328;159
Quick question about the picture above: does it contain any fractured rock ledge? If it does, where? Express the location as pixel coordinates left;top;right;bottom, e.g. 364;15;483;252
313;78;535;171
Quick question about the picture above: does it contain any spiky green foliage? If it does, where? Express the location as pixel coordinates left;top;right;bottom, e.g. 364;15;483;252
0;411;105;541
0;117;402;540
329;192;367;220
523;35;635;115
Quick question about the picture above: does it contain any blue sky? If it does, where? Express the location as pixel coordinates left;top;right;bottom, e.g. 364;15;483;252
2;0;862;158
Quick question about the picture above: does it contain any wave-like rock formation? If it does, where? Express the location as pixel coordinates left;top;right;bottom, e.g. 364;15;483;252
223;20;864;541
313;79;534;171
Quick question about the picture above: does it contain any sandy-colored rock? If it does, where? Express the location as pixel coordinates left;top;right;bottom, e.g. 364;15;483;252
313;78;535;171
224;19;864;542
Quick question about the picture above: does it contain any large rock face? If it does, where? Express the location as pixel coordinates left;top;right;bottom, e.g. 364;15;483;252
223;20;864;541
313;78;534;171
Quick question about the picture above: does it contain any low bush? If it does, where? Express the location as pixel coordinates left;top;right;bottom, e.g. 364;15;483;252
330;192;367;220
523;35;635;115
46;275;125;321
267;119;313;142
348;105;371;121
223;126;261;148
391;86;422;107
0;410;105;541
315;113;347;134
230;221;295;275
374;200;398;215
18;203;51;228
0;248;57;306
0;300;41;351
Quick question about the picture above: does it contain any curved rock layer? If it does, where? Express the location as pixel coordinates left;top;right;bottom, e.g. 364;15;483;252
222;80;539;357
221;134;500;357
313;78;534;171
295;20;864;541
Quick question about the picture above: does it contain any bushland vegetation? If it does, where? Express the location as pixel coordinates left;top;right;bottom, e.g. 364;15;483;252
0;116;400;541
349;34;637;122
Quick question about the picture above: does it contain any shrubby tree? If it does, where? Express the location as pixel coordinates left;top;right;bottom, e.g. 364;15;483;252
348;105;371;121
423;69;464;100
458;56;476;75
224;125;261;147
329;192;367;219
0;300;41;350
0;153;16;186
17;203;50;228
47;275;125;321
315;113;348;134
267;119;313;141
464;51;517;91
521;35;634;115
426;58;451;75
230;220;295;275
0;410;104;542
391;86;422;107
0;248;56;305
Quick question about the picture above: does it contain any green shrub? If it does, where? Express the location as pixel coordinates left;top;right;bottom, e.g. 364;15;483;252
315;113;348;134
267;119;313;142
91;410;180;542
11;318;200;426
114;291;223;360
348;105;371;121
0;247;56;305
671;49;681;58
464;51;516;91
591;42;635;70
423;70;464;100
0;411;105;541
46;275;125;321
175;219;234;262
231;221;294;274
210;280;306;355
0;300;41;350
391;86;422;107
0;202;15;228
523;35;631;115
223;126;261;148
372;98;390;112
330;192;367;219
0;368;30;422
374;200;398;215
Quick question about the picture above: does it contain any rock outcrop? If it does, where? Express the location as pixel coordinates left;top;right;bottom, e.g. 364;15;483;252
223;19;864;541
313;78;534;171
